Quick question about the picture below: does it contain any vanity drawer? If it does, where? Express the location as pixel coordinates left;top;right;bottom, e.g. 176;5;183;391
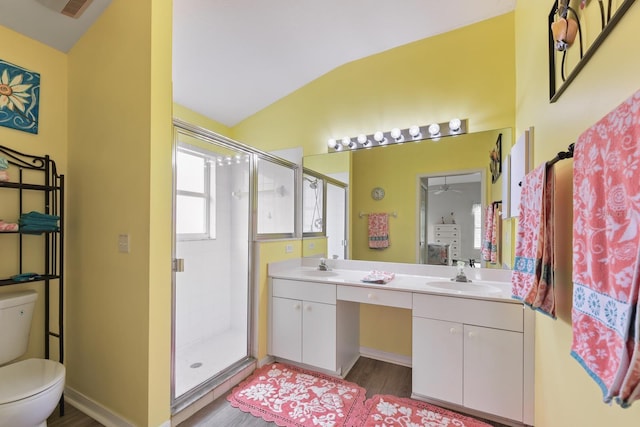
337;285;412;308
413;293;523;332
272;279;336;304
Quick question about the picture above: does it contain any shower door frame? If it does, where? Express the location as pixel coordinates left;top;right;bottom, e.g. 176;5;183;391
170;119;257;414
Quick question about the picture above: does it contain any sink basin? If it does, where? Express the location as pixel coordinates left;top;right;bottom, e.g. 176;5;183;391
300;269;339;277
424;281;502;294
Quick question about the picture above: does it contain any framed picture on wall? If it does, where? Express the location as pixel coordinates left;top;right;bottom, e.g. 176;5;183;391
0;59;40;134
490;133;502;184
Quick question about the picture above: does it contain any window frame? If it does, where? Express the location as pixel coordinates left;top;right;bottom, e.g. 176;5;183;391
176;144;216;241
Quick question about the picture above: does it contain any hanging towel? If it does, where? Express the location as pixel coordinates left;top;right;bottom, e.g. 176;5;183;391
571;90;640;407
368;213;389;249
482;205;494;261
491;203;501;264
511;163;556;318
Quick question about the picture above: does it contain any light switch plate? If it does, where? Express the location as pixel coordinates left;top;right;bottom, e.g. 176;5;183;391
118;234;130;253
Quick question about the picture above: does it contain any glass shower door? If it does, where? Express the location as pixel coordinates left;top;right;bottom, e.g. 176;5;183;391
171;126;252;409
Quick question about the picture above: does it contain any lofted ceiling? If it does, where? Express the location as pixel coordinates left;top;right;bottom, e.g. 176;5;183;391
0;0;516;127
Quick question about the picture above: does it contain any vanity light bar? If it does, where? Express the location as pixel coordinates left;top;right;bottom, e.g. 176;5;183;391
327;119;468;152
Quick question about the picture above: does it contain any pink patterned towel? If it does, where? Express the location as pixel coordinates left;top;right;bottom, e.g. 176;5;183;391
571;90;640;407
368;213;389;249
481;204;494;262
511;162;556;318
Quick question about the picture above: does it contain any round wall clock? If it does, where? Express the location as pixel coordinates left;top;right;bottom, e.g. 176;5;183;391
371;187;385;200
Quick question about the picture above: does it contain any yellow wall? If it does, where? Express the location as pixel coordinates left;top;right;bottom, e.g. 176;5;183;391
173;103;233;137
66;0;172;426
0;26;68;362
515;1;640;425
234;13;516;156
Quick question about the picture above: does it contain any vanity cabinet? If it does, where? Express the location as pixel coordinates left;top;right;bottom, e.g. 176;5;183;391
412;293;525;423
270;279;338;371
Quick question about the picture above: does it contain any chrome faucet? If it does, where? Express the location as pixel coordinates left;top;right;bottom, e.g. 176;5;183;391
318;258;330;271
451;260;471;282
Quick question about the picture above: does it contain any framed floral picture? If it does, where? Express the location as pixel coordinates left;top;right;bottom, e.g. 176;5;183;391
0;59;40;134
490;133;502;183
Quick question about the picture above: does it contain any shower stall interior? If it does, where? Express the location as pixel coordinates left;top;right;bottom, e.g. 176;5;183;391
171;123;253;411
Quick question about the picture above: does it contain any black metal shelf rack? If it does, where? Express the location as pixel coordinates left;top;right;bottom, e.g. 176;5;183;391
0;144;64;415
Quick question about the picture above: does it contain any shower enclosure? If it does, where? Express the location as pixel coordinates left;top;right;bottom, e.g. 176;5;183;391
171;121;254;411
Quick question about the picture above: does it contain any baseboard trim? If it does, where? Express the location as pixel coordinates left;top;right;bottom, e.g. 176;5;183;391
64;387;142;427
359;347;412;368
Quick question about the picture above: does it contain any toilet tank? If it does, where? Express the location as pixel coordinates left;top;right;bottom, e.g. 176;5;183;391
0;290;37;365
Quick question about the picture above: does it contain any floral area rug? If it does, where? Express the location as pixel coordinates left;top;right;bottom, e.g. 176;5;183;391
227;362;366;427
348;394;492;427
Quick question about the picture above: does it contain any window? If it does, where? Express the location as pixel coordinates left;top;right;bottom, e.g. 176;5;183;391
176;145;216;240
472;203;482;249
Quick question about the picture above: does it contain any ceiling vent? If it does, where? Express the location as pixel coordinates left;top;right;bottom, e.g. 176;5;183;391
37;0;94;19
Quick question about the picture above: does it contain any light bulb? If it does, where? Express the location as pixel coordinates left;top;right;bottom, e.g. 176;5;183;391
373;131;387;145
449;118;462;133
357;134;372;147
341;136;351;147
428;123;441;136
390;127;404;142
327;138;338;149
409;125;422;139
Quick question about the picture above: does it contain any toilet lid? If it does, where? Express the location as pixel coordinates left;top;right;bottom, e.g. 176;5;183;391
0;359;65;404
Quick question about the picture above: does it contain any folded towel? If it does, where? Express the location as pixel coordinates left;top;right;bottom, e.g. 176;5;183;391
571;89;640;407
19;225;59;234
0;170;8;182
368;213;390;249
0;220;19;232
0;156;8;170
10;273;41;281
511;163;556;318
20;211;60;221
361;270;395;284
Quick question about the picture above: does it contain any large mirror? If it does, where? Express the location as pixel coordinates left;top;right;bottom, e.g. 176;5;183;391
302;127;510;269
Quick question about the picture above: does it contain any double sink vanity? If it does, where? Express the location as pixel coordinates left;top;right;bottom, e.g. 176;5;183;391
268;258;534;427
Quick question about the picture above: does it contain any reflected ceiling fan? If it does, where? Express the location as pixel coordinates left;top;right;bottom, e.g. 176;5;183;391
429;176;462;195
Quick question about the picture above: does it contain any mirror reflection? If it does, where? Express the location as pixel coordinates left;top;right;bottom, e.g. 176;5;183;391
302;128;510;268
420;173;483;267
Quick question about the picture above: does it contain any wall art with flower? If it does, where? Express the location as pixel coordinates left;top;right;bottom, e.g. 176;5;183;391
0;59;40;134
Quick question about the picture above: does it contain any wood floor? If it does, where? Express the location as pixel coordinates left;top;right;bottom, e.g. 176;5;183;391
47;357;509;427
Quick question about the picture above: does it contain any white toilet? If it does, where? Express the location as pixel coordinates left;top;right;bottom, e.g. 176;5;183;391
0;290;66;427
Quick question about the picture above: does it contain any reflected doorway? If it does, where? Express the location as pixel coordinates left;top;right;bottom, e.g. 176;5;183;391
418;171;484;266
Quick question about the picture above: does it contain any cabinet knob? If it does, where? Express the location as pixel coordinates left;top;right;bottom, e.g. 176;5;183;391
305;305;312;311
468;331;477;338
367;293;374;299
294;303;301;310
449;327;457;334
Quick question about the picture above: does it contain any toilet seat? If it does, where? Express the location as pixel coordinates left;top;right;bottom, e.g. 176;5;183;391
0;359;65;405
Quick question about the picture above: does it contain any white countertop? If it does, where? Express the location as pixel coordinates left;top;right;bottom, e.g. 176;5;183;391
269;258;517;303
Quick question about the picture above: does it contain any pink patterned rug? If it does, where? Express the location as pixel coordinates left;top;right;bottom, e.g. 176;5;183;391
348;394;492;427
227;362;366;427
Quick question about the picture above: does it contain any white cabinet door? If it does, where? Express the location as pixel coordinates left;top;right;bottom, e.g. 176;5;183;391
412;317;463;405
464;325;524;422
271;297;302;363
302;301;336;371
